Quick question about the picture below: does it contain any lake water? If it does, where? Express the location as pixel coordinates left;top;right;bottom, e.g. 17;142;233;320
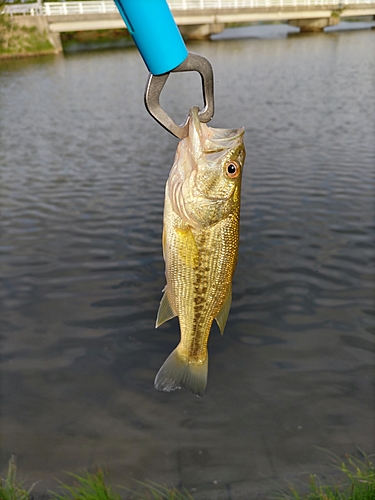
0;23;374;499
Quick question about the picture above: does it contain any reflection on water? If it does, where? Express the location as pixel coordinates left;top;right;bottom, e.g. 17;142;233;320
0;25;374;498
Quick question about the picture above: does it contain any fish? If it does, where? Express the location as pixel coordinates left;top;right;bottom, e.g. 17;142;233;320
154;106;246;397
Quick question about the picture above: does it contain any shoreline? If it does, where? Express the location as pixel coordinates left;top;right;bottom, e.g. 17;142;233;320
0;49;58;60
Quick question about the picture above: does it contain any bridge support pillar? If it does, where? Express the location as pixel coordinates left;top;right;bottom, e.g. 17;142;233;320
48;31;63;52
12;15;63;52
289;16;340;31
179;23;225;40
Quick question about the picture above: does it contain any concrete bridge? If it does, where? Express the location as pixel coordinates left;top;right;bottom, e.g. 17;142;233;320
4;0;375;52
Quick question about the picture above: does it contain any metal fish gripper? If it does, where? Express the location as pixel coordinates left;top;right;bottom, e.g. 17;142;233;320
144;52;215;139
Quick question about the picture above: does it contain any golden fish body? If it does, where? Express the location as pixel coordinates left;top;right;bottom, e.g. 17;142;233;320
154;106;246;397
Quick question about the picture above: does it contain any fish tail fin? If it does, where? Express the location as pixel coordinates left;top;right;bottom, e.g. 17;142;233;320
154;346;208;398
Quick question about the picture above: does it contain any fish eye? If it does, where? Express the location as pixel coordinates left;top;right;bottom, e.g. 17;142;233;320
225;161;240;179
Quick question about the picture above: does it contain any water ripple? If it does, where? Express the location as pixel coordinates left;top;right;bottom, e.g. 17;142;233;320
0;27;374;492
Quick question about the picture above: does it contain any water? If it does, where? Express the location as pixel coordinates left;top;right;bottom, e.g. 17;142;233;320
1;25;374;499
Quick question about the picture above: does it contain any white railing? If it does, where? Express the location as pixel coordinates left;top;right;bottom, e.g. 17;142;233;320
2;3;42;15
3;0;375;17
173;0;375;5
43;0;118;15
43;0;375;14
168;0;375;6
172;0;375;5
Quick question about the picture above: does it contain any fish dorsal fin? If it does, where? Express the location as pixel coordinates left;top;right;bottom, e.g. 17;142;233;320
215;287;232;335
156;289;176;328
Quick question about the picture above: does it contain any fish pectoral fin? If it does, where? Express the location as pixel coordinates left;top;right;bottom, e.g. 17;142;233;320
175;226;199;268
154;346;208;398
155;289;177;328
215;287;232;335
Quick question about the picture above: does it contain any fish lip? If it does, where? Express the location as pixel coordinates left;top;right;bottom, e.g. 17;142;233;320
189;107;245;157
206;126;245;145
189;106;245;144
189;106;201;130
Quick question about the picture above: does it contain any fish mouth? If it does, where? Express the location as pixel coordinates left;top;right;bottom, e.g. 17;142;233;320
188;106;244;155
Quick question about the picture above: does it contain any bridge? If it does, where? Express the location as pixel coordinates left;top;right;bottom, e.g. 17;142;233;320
4;0;375;52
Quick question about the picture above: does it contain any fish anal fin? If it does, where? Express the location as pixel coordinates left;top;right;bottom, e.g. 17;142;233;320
156;289;176;328
215;287;232;335
154;346;208;397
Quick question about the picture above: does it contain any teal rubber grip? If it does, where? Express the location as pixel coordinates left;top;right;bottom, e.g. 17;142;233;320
113;0;189;75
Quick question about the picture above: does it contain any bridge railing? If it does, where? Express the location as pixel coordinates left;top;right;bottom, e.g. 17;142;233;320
2;3;42;15
43;0;118;15
168;0;373;5
169;0;375;6
41;0;375;15
3;0;375;17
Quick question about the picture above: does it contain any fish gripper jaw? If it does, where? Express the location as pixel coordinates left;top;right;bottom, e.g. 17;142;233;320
144;52;215;139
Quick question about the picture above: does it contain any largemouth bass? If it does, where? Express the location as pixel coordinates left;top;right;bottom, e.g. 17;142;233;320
154;106;246;397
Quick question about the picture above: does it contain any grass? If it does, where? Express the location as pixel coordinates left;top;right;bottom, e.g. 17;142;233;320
0;15;53;55
1;452;375;500
120;481;194;500
51;471;193;500
0;458;193;500
0;456;34;500
276;452;375;500
51;470;122;500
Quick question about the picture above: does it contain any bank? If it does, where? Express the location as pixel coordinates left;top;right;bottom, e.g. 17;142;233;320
0;14;56;59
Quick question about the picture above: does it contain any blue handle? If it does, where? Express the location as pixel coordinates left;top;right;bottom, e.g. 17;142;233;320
113;0;188;75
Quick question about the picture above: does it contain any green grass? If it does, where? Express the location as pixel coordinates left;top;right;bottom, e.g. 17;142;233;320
0;15;53;55
120;481;194;500
0;456;34;500
0;458;193;500
51;473;193;500
1;453;375;500
275;452;375;500
51;470;122;500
